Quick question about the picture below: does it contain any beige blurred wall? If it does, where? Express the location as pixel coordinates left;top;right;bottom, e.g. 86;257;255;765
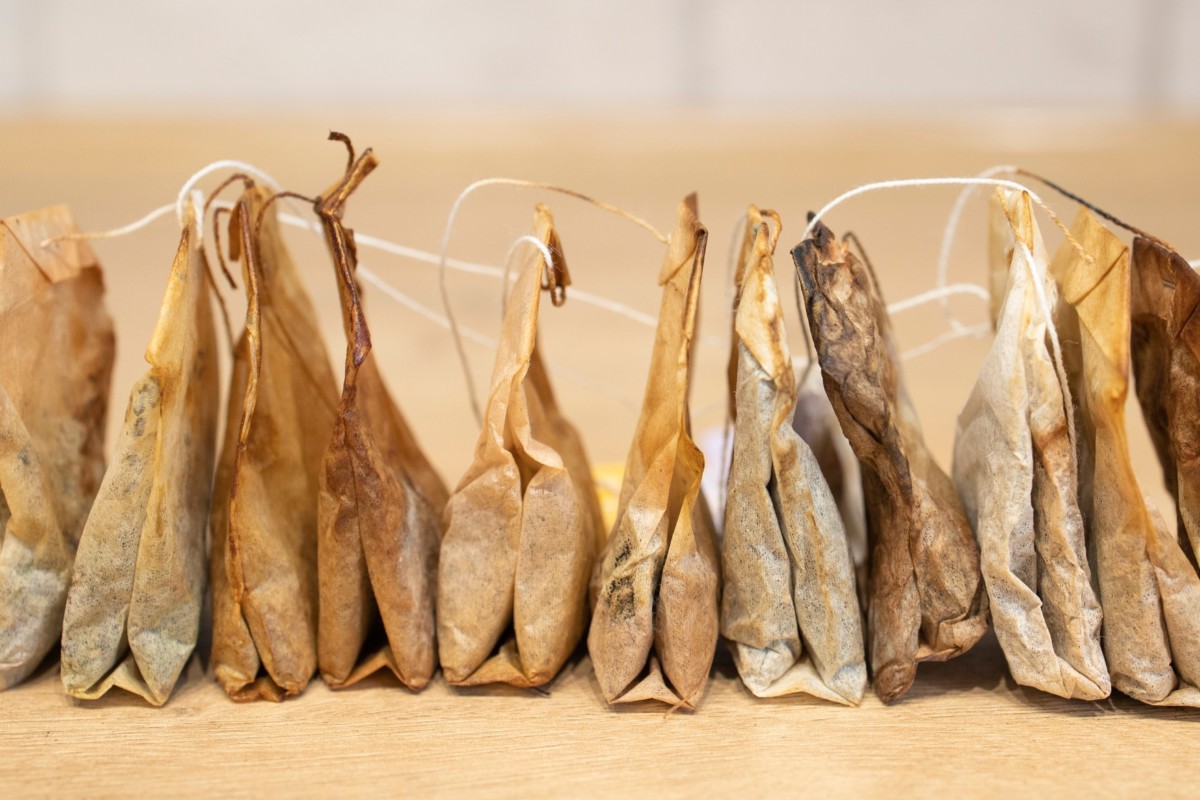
1;0;1197;112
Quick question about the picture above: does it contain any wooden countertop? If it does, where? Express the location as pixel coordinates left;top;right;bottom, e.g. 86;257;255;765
1;113;1198;798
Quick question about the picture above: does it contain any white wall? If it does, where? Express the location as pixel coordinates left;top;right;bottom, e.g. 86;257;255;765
0;0;1195;112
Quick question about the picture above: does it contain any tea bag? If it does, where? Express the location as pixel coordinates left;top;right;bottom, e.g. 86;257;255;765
952;189;1108;700
1130;235;1200;565
1050;207;1200;706
59;200;219;705
589;195;721;709
0;206;115;689
317;145;449;690
792;220;987;703
792;367;868;598
721;207;866;704
438;204;603;688
211;184;339;701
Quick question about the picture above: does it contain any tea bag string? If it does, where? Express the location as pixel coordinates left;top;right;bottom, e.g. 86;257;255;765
436;177;669;424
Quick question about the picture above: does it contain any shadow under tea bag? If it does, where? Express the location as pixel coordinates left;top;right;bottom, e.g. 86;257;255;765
438;204;603;688
60;201;219;705
0;206;115;689
721;207;866;704
589;195;720;710
1130;236;1200;566
792;221;987;703
1050;207;1200;706
317;146;449;690
211;185;339;701
952;189;1108;700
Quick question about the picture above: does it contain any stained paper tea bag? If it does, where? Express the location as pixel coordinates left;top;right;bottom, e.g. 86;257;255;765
438;204;603;688
589;195;721;709
1130;235;1200;565
721;207;866;704
0;207;115;689
952;189;1108;700
211;184;339;701
1050;208;1200;706
60;201;219;705
317;144;449;690
792;221;987;703
792;367;868;596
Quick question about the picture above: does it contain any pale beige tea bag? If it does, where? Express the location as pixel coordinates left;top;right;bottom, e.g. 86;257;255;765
589;195;721;709
211;184;339;701
792;221;987;703
317;143;449;690
1130;235;1200;565
0;207;115;690
952;189;1108;700
1050;207;1200;706
721;207;866;704
438;204;603;688
59;201;219;705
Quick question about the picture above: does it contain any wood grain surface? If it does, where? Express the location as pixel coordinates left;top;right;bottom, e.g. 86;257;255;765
1;114;1198;798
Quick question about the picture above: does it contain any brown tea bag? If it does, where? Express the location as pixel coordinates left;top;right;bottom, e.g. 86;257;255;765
0;207;115;689
438;204;603;688
1130;236;1200;565
211;184;339;701
952;189;1108;700
59;200;219;705
317;143;449;690
792;221;987;703
721;207;866;704
1050;207;1200;706
589;195;721;709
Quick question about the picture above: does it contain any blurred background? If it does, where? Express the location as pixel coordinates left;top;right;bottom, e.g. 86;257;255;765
2;0;1198;512
1;0;1199;112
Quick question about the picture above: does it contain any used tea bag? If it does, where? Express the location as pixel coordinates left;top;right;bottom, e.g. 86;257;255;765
721;207;866;704
589;195;721;709
0;207;115;689
1130;235;1200;565
60;200;219;705
952;189;1108;700
1050;207;1200;706
792;221;987;703
317;144;449;690
438;204;603;688
211;184;339;701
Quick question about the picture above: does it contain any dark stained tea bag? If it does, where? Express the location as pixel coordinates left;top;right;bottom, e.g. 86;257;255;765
0;206;115;690
1130;235;1200;566
60;200;219;705
317;145;449;690
792;221;987;703
211;184;339;701
721;207;866;704
438;204;603;688
589;195;721;709
1050;207;1200;706
953;189;1108;700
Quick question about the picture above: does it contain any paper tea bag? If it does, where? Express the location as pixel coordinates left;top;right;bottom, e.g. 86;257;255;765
211;185;339;701
438;204;603;688
721;207;866;704
792;367;869;598
0;207;115;690
1050;208;1200;706
1130;235;1200;565
317;147;449;690
589;195;721;709
952;189;1108;700
59;201;219;705
792;221;987;703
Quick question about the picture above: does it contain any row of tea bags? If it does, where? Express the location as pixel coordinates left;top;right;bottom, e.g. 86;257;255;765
3;150;1198;710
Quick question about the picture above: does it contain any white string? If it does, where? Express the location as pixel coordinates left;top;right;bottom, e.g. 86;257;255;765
175;159;283;225
500;234;555;315
886;283;990;315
